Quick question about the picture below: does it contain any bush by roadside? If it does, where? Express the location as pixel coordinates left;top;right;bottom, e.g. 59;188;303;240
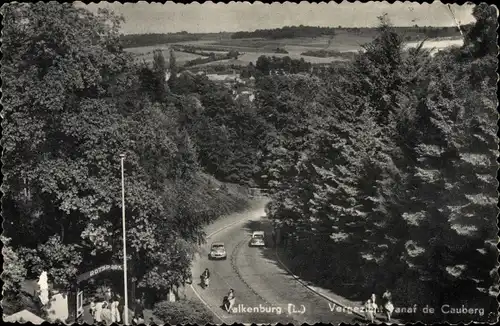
153;299;215;325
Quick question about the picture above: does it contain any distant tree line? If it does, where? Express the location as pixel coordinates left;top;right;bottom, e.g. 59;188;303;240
301;49;356;60
174;44;232;53
232;25;465;40
240;55;312;78
182;50;240;68
186;64;244;75
120;32;200;48
399;24;471;38
172;45;239;58
232;25;337;39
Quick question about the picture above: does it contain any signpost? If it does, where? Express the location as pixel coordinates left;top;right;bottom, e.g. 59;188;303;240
120;154;129;325
76;264;123;283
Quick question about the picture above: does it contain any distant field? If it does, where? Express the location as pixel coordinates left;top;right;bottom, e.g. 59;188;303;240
405;38;464;53
125;31;463;66
182;31;379;52
125;46;204;64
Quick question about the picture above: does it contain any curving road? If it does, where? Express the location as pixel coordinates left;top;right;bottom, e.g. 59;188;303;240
190;200;360;324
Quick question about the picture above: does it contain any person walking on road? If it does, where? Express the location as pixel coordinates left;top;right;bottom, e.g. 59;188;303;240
94;300;104;323
201;268;210;288
225;289;236;313
89;300;96;323
382;289;394;322
104;287;112;302
111;295;121;323
100;302;113;325
133;298;145;325
364;298;377;323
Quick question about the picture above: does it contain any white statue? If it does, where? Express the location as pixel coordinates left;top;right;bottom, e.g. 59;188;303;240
37;271;49;305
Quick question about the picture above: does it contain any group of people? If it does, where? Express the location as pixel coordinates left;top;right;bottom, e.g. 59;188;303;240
90;294;122;325
90;294;145;325
201;268;236;313
364;290;394;323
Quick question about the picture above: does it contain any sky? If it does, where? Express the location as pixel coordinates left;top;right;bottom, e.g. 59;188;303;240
76;1;476;35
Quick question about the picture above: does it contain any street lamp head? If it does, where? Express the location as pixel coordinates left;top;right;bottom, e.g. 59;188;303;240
120;153;126;159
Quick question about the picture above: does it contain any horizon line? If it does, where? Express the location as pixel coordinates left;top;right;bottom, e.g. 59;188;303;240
120;24;464;36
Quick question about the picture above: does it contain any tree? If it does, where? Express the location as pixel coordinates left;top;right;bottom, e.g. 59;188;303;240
259;11;498;323
152;49;169;99
0;3;224;300
227;50;239;59
2;236;27;297
256;55;271;75
463;4;498;58
1;3;132;286
20;236;83;290
168;48;178;86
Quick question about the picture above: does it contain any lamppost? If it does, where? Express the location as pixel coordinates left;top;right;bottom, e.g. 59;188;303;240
120;154;129;325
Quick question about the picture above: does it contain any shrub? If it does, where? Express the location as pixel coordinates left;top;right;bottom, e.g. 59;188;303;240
153;300;214;325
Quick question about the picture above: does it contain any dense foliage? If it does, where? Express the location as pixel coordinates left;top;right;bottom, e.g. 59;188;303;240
257;8;498;324
153;300;214;325
241;55;312;77
1;2;249;313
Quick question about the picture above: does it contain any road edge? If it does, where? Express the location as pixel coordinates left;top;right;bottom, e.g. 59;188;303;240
273;247;366;319
189;214;251;324
189;283;225;323
273;248;404;324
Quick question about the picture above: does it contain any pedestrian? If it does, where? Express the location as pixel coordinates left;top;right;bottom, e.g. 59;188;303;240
371;293;379;317
111;295;121;324
104;287;112;302
364;299;375;323
100;302;113;325
94;300;104;323
201;268;210;289
133;298;145;325
89;300;96;322
272;229;276;248
382;289;394;322
225;289;235;313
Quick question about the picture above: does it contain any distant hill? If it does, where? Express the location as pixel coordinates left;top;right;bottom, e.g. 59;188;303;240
230;25;466;40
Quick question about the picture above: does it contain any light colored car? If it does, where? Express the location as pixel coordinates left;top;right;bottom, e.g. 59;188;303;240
250;231;266;247
209;242;227;260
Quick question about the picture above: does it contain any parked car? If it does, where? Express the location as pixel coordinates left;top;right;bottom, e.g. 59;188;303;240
209;242;227;260
250;231;266;247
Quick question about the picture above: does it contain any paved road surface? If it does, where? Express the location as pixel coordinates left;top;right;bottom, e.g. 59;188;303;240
190;201;360;324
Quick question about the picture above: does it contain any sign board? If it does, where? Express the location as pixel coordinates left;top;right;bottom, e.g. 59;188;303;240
77;264;122;283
